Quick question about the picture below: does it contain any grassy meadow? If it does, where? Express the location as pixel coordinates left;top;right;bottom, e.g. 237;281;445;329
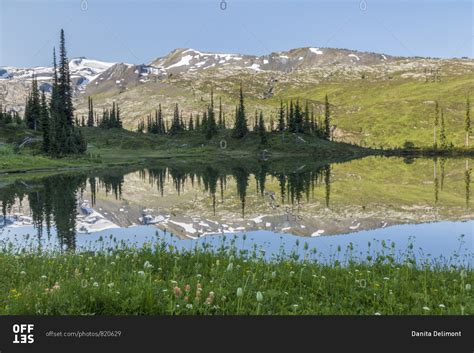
0;236;471;315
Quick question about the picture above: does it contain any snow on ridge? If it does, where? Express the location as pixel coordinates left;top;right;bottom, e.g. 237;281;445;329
309;47;323;55
166;54;194;69
348;54;360;61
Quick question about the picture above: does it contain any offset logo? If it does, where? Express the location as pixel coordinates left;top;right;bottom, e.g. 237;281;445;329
12;324;34;344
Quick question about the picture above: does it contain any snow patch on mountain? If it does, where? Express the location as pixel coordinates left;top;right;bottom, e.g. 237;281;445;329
309;47;323;55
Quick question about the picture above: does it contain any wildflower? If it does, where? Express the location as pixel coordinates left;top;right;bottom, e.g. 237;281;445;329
321;276;326;280
383;277;390;281
438;304;445;308
186;304;193;309
144;261;153;269
465;284;471;291
374;312;381;316
460;270;467;279
108;283;114;288
40;275;47;280
205;292;215;305
93;282;99;288
216;260;220;266
138;271;145;276
184;284;191;292
111;262;116;266
170;280;178;287
227;263;234;271
256;291;263;302
197;283;202;290
20;271;26;276
173;287;182;297
271;271;276;279
196;274;202;279
289;271;295;277
236;287;243;297
52;282;60;291
422;306;430;311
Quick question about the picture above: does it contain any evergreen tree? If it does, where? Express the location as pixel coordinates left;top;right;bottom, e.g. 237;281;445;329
288;100;295;132
293;100;304;132
324;94;331;140
232;84;248;139
87;96;94;127
440;109;447;149
205;88;217;139
258;111;267;144
188;113;194;131
466;97;471;147
40;90;50;153
218;97;224;129
278;100;285;132
434;101;440;148
196;114;201;130
169;103;182;135
46;30;86;156
25;75;41;130
303;101;311;133
310;107;316;134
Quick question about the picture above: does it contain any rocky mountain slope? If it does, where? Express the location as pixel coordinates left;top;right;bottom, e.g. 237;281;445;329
1;46;472;147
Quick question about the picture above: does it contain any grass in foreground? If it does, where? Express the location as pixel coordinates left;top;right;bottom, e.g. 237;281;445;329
0;238;471;315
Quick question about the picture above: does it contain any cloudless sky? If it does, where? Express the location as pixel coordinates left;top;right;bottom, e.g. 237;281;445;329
0;0;472;67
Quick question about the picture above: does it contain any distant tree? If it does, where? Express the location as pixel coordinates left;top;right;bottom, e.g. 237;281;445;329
218;97;224;129
39;90;50;153
303;101;311;133
258;111;267;144
205;88;217;139
232;84;248;139
440;109;447;149
188;113;194;131
433;101;440;148
87;96;94;127
288;100;295;132
324;94;331;140
466;97;471;147
169;103;182;135
278;100;285;132
25;75;41;130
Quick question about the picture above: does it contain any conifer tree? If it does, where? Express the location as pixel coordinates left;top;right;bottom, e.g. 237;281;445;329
188;113;194;131
205;88;217;139
278;100;285;132
40;90;50;153
196;114;201;130
324;94;331;140
169;103;182;135
303;101;311;133
466;97;471;147
87;96;94;127
288;100;295;132
434;101;440;148
218;97;224;129
258;111;267;144
440;109;447;149
232;84;248;139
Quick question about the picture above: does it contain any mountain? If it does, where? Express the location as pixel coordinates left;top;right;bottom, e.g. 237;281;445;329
0;47;472;148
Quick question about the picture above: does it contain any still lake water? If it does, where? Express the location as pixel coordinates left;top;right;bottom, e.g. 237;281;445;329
0;156;472;265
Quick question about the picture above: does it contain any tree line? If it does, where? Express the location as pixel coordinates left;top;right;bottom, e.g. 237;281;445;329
130;85;333;144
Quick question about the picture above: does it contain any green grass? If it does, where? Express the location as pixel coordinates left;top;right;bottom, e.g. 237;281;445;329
0;237;471;315
88;68;473;150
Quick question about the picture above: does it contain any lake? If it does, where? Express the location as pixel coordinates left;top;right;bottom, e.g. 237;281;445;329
0;156;472;265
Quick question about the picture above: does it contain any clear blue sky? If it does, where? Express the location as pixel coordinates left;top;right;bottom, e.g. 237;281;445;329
0;0;472;67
